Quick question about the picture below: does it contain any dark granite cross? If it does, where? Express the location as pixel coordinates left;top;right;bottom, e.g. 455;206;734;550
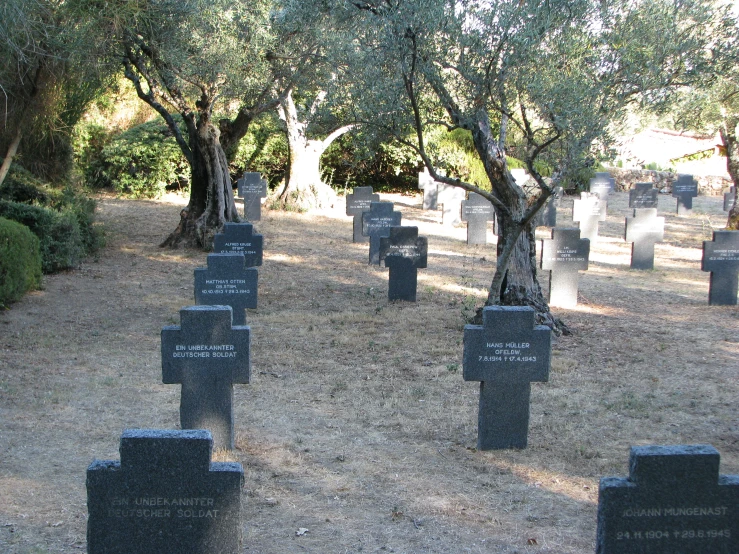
86;429;244;554
379;226;428;301
589;172;615;201
624;208;664;270
572;192;606;242
540;228;590;308
461;192;495;245
213;222;263;267
161;306;250;450
463;306;551;450
236;172;268;221
194;253;258;325
629;182;659;209
701;230;739;305
535;186;563;228
672;174;698;215
724;186;736;212
346;186;379;243
597;444;738;554
362;201;402;265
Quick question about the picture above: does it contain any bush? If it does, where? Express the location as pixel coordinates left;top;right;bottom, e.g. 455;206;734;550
0;165;103;261
0;200;87;273
81;118;189;198
0;217;42;308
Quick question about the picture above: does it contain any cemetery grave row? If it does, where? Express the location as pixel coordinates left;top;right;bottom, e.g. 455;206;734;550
78;172;738;551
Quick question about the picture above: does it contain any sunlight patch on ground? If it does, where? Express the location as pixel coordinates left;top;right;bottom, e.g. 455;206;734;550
493;461;598;506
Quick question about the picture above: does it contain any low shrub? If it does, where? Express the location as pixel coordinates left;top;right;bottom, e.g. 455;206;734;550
81;118;189;198
0;217;42;307
0;201;86;273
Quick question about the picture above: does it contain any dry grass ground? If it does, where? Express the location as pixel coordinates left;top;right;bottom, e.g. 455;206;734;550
0;189;737;553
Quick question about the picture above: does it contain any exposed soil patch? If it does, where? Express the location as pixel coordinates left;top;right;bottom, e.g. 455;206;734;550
1;190;737;553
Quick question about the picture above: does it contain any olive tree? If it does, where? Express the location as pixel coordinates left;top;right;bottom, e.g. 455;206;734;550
665;5;739;229
0;0;108;183
302;0;726;331
76;0;302;247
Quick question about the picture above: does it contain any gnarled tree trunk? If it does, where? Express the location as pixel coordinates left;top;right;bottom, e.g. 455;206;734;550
161;114;239;249
466;113;565;332
277;90;353;211
721;118;739;230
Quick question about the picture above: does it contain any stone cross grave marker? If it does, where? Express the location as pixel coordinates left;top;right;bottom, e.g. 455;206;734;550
589;172;615;200
624;208;665;270
629;182;659;209
161;306;250;450
672;174;698;215
596;444;738;554
87;429;243;554
461;192;494;244
535;186;563;228
419;169;439;210
379;226;428;301
540;227;590;308
213;222;263;267
346;186;379;243
438;183;465;225
362;201;402;265
572;192;606;243
463;306;551;450
236;172;268;221
510;168;529;186
194;253;258;325
701;230;739;305
724;186;736;212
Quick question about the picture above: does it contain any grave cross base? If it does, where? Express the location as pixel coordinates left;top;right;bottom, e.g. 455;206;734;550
477;381;532;449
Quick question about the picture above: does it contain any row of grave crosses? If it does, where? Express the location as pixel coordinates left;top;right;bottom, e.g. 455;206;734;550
87;212;268;551
85;171;738;552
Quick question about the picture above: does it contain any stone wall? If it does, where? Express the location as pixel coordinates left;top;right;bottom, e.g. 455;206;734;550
607;168;731;196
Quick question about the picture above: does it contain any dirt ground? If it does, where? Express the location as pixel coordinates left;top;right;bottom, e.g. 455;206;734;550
0;188;737;553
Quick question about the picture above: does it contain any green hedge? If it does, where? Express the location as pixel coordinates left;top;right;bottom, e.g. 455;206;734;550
0;166;103;270
0;217;42;307
0;200;87;273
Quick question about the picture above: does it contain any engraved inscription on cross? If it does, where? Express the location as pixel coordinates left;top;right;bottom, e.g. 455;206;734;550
86;429;244;554
379;226;428;301
701;230;739;305
672;174;698;215
624;208;664;270
572;192;607;242
213;222;263;267
194;253;258;325
362;201;402;265
346;186;379;243
161;306;250;450
236;172;268;221
463;306;551;450
629;182;659;209
461;192;495;245
540;228;590;308
596;444;739;554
